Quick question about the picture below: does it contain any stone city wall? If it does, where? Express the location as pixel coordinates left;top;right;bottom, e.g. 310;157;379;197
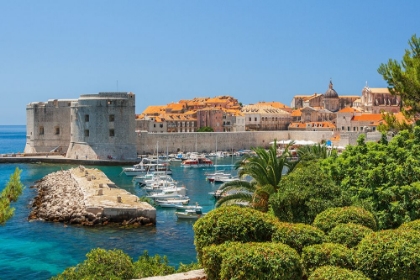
136;131;334;154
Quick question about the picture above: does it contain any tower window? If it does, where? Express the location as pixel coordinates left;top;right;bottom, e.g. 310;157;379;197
55;127;60;135
39;126;44;135
85;114;89;122
109;114;115;122
84;129;89;137
109;129;115;137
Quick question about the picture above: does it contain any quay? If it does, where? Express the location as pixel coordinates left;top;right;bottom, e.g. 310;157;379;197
29;165;156;226
0;153;138;166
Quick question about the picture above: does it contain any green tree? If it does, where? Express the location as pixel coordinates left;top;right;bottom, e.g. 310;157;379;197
197;126;214;132
0;167;24;225
323;127;420;229
378;34;420;117
216;140;297;212
269;161;351;224
297;143;337;164
376;111;412;134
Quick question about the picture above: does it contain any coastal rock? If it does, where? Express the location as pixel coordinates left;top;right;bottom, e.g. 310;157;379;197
29;166;156;226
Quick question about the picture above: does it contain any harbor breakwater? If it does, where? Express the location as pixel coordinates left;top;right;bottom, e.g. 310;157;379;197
29;166;156;226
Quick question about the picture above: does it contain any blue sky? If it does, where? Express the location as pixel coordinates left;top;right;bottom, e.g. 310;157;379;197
1;1;418;125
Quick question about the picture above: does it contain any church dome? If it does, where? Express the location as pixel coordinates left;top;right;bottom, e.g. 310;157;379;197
324;80;339;98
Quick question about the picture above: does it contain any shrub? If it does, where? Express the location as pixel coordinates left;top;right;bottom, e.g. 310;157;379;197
52;248;134;279
327;223;373;248
272;222;325;253
193;206;279;262
309;265;369;280
355;228;420;279
133;250;175;278
270;161;351;224
202;242;303;280
302;243;354;273
399;219;420;231
313;206;377;233
201;242;237;280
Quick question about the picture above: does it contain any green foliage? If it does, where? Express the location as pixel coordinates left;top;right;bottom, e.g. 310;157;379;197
313;207;377;233
175;262;201;273
52;248;135;280
378;34;420;117
309;266;369;280
355;228;420;279
0;167;24;225
302;243;354;274
202;241;303;280
297;143;337;163
133;250;175;278
197;126;214;132
270;161;351;224
218;140;297;211
272;222;325;253
322;127;420;229
377;111;412;134
327;223;373;248
193;206;279;262
399;219;420;230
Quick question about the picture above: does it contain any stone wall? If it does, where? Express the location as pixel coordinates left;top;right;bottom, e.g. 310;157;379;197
136;131;334;155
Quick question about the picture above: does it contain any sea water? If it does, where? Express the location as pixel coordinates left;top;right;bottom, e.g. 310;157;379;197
0;125;236;279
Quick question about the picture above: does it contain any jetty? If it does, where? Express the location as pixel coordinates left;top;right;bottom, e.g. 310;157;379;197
29;166;156;226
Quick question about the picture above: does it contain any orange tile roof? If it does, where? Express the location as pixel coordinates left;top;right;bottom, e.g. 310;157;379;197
352;114;383;121
143;105;166;115
338;107;361;113
291;109;302;117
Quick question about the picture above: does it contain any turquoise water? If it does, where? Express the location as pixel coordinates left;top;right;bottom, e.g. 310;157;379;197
0;126;236;279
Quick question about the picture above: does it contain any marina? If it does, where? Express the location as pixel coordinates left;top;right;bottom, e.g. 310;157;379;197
0;125;238;279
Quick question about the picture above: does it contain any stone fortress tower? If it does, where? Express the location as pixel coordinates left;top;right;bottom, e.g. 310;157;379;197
25;92;137;160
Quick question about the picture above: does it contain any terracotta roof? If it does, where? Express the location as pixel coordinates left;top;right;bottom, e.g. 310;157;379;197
143;105;166;115
338;107;361;113
352;114;383;121
291;109;302;117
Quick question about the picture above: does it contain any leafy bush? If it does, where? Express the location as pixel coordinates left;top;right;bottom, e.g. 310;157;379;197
309;265;369;280
0;167;24;225
270;161;351;224
327;223;373;248
193;206;279;261
133;250;175;278
52;248;135;279
322;128;420;229
272;222;325;253
312;206;377;233
302;243;354;273
399;219;420;231
355;228;420;279
176;262;202;273
202;241;303;280
201;242;236;280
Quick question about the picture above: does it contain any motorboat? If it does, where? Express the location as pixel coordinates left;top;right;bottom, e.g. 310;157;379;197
175;207;205;219
155;198;190;208
206;171;232;183
146;187;188;199
181;153;213;168
175;202;202;211
123;162;172;176
133;171;172;185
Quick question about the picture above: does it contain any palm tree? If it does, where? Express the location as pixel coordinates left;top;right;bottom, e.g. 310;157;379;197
216;140;297;212
297;143;336;164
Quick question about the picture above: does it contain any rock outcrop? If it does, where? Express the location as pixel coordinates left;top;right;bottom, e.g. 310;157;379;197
29;166;156;226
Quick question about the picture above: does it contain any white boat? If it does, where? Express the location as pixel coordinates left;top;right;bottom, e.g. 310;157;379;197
175;203;202;211
155;198;190;208
133;171;172;185
206;171;232;183
175;208;205;219
143;175;176;187
123;163;172;176
146;187;187;199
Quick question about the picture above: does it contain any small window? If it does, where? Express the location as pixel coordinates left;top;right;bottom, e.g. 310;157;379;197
249;117;251;121
109;129;115;137
85;114;89;122
255;117;257;121
154;124;156;128
109;114;115;122
55;127;60;135
39;126;44;135
160;124;163;128
84;129;89;137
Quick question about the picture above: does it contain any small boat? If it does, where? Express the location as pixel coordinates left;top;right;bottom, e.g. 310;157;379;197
156;198;190;208
123;163;172;176
181;154;213;168
133;171;172;185
175;208;205;219
205;171;231;183
175;202;202;211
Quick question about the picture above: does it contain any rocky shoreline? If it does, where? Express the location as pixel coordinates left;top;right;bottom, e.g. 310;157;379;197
29;166;156;226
